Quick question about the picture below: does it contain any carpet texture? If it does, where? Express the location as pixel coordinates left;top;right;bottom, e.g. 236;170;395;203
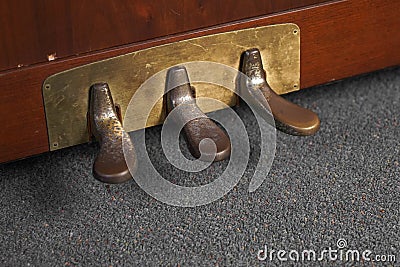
0;67;399;266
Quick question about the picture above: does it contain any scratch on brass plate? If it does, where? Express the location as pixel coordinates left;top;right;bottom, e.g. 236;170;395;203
43;23;300;151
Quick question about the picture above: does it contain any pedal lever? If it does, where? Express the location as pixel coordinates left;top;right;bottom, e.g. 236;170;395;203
88;83;136;184
241;48;320;136
165;66;231;161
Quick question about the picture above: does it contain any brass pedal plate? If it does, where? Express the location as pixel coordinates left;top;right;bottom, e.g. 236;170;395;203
43;23;300;151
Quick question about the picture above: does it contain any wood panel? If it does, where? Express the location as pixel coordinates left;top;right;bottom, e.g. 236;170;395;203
0;0;329;71
0;0;399;163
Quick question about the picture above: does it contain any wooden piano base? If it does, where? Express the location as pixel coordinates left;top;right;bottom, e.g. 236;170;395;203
0;0;399;163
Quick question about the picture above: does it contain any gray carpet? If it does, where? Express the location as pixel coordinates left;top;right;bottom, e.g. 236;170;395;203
0;67;399;266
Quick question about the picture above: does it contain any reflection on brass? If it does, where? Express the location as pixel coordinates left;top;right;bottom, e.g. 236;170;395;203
241;48;320;136
165;66;231;162
43;23;300;151
89;83;136;184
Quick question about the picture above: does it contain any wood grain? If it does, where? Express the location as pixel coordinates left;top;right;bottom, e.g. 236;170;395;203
0;0;399;163
0;0;328;72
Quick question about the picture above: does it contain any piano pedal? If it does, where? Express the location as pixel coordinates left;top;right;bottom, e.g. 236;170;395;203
88;83;136;184
165;66;231;162
241;48;320;136
86;49;319;184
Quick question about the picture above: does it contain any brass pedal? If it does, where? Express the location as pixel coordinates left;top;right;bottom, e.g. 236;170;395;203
165;66;231;161
88;83;136;183
241;48;320;136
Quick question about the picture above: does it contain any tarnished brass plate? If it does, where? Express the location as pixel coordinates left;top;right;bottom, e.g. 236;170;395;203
43;23;300;151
